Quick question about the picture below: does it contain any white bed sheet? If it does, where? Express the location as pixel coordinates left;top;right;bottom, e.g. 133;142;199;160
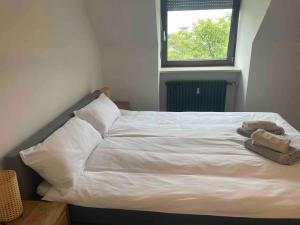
43;111;300;218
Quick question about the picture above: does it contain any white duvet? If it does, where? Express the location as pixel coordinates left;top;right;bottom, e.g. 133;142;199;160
43;111;300;218
109;111;297;137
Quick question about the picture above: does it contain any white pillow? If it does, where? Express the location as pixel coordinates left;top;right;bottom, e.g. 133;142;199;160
75;94;120;137
20;117;102;189
36;181;51;196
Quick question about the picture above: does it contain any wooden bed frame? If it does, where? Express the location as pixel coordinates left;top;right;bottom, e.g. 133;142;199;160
3;90;300;225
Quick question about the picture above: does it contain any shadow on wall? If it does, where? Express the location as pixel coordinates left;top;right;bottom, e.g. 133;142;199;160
245;0;300;130
234;0;271;111
86;0;160;111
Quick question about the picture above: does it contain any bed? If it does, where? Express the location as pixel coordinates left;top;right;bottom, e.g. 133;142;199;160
3;90;300;225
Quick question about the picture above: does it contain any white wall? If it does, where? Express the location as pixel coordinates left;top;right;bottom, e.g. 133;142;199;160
235;0;271;111
0;0;102;166
86;0;159;110
246;0;300;130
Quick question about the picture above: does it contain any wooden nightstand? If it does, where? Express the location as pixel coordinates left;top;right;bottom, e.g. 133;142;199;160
6;200;69;225
114;101;130;110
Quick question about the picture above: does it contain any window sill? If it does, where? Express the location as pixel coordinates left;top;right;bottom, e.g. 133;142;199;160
160;67;241;73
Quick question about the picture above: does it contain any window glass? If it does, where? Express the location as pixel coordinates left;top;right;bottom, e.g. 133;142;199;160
168;9;232;61
161;0;240;67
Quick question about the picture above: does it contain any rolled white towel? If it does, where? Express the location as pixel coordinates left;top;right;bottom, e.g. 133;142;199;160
242;121;278;131
251;129;291;153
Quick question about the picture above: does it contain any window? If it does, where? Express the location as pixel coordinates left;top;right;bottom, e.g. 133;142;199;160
161;0;240;67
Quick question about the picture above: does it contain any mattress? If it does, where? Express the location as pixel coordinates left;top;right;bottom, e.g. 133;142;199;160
43;111;300;218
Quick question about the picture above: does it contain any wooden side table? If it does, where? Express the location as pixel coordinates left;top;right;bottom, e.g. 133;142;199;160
114;101;130;110
6;200;69;225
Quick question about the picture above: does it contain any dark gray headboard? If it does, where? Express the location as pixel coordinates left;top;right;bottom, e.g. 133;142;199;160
3;90;101;200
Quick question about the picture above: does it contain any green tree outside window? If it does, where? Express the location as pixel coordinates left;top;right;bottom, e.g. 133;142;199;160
168;16;231;61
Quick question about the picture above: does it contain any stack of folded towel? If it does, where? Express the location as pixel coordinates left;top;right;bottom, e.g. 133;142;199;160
244;129;300;165
251;129;290;153
237;120;285;137
244;121;278;130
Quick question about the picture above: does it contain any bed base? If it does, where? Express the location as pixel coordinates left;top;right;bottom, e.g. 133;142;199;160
69;205;300;225
3;90;300;225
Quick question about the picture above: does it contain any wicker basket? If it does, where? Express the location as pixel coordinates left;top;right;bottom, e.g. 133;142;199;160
0;170;23;222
